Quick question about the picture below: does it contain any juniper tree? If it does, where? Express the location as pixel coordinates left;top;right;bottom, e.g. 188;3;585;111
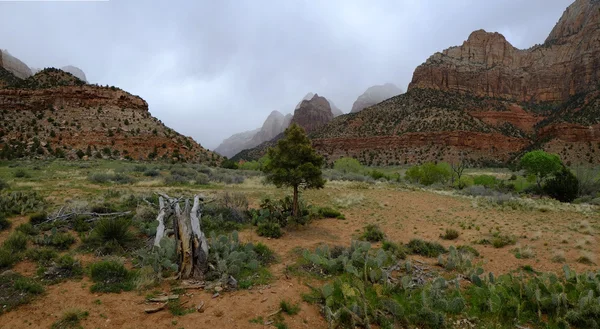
263;123;325;217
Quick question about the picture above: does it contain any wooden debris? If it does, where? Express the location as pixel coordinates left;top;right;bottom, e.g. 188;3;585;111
267;308;282;317
196;301;205;313
144;302;167;314
147;294;179;302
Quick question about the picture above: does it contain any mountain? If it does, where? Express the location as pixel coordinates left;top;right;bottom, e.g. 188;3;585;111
235;0;600;166
290;94;333;133
61;65;87;82
330;100;344;117
0;67;218;163
213;128;260;158
0;50;32;79
350;83;403;113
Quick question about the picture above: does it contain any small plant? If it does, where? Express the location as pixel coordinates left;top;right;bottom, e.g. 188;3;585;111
577;251;596;265
382;240;407;259
14;169;29;178
15;222;39;235
360;224;385;242
0;215;10;231
168;298;195;316
0;272;44;314
84;217;137;254
34;228;76;250
0;178;8;190
38;254;83;284
50;309;89;329
491;233;517;248
441;228;460;240
29;212;47;225
551;250;566;263
406;239;447;257
253;242;276;264
89;259;135;293
512;245;535;259
3;231;28;253
0;247;20;269
456;245;480;257
318;207;345;219
280;300;300;315
257;221;283;238
25;247;58;265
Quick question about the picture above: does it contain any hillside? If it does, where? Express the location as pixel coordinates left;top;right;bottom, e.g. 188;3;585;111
0;67;219;163
234;0;600;166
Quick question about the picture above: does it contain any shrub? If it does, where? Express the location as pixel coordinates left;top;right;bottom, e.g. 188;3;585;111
441;228;460;240
0;178;8;190
333;157;363;174
456;245;480;257
0;247;20;269
544;167;579;202
51;310;88;329
405;162;451;186
360;224;385;242
280;300;300;315
382;240;407;259
0;191;45;216
0;215;10;231
25;247;58;265
317;207;344;219
3;232;28;253
472;175;498;188
257;221;283;238
14;169;29;178
84;218;137;254
143;168;160;177
34;228;76;250
29;212;47;225
0;272;44;314
406;239;447;257
253;242;276;265
89;260;135;293
39;254;83;284
491;233;517;248
16;223;39;235
88;173;134;184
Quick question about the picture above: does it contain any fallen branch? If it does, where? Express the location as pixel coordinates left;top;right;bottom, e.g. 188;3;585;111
144;302;167;314
37;211;132;225
267;308;282;318
147;294;179;302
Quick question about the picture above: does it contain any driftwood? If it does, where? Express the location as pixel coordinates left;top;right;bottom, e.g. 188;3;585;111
146;294;179;302
37;208;132;226
144;302;167;314
154;193;209;280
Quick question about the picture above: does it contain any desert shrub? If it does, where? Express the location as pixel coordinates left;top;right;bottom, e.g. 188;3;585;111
16;222;39;235
220;158;239;169
280;300;300;315
0;272;44;314
0;178;8;190
456;245;480;257
333;157;363;174
251;196;309;229
0;215;10;231
512;246;535;259
360;224;385;242
369;170;386;180
441;228;460;240
463;185;496;197
143;168;160;177
89;259;135;293
405;162;451;186
3;231;28;253
34;228;76;250
0;247;20;269
14;169;29;178
437;246;473;272
84;218;137;254
323;169;375;183
544;167;579;202
406;239;447;257
163;173;189;185
491;233;517;248
29;212;47;225
88;173;134;184
317;207;345;219
253;242;276;265
50;309;89;329
257;221;283;238
0;191;45;216
135;237;178;283
381;240;407;259
133;204;158;223
38;254;83;284
25;247;58;265
472;175;498;188
208;170;244;184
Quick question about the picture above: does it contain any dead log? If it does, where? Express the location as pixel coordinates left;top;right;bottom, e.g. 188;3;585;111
147;294;179;302
144;302;167;313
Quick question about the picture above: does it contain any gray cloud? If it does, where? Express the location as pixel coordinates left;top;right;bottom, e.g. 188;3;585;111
0;0;571;149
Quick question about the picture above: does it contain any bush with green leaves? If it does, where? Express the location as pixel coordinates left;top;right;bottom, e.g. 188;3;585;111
257;221;282;238
0;247;20;270
89;259;136;293
50;309;89;329
333;157;364;174
437;246;474;272
84;217;138;254
25;247;58;266
520;150;562;189
472;175;498;188
0;215;10;231
0;272;44;314
29;212;47;225
16;222;39;235
490;232;517;248
3;231;28;253
14;169;29;178
405;162;451;186
34;228;76;250
135;237;178;282
544;166;579;202
406;239;447;257
360;224;385;242
381;240;407;259
88;172;135;184
0;178;8;191
317;207;345;219
38;254;83;284
0;191;45;216
440;228;460;240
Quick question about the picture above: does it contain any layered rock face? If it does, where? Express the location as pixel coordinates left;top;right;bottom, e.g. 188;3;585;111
249;110;290;147
0;68;218;163
213;128;260;158
351;83;403;113
290;94;333;133
0;50;32;79
409;0;600;103
61;65;88;82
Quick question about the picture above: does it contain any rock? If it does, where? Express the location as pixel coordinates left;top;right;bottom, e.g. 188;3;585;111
290;94;333;133
61;65;88;82
248;110;289;147
214;128;261;158
351;83;403;113
0;49;32;79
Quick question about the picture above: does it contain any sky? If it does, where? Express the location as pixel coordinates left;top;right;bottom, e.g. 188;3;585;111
0;0;573;149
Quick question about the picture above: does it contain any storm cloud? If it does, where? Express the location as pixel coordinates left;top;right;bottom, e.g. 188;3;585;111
0;0;572;149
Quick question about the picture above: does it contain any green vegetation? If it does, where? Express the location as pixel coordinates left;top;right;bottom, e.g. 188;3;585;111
406;239;447;257
89;260;136;293
360;224;385;242
440;228;460;240
84;218;138;254
0;214;10;231
333;157;364;174
38;254;83;284
34;228;76;250
50;309;89;329
544;166;579;202
263;123;325;217
0;272;44;314
405;162;451;186
279;300;300;315
520;150;562;189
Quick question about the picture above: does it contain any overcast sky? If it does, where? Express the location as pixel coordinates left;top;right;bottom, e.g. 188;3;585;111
0;0;572;149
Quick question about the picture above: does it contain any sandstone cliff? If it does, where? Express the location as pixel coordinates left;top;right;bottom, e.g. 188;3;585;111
0;68;218;163
290;94;333;133
0;50;32;79
61;65;88;82
213;128;260;158
350;83;403;113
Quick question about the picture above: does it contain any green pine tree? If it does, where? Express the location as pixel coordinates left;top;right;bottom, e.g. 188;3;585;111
263;123;325;217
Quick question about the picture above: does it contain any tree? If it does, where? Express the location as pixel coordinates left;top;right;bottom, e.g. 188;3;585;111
544;166;579;202
450;156;467;188
333;157;363;174
519;150;562;189
405;162;451;186
263;123;325;217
